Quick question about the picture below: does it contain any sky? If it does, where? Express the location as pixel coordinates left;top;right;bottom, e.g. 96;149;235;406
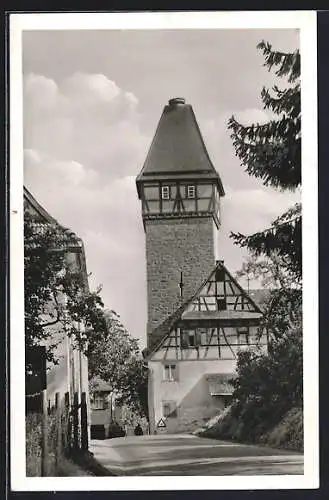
23;28;301;347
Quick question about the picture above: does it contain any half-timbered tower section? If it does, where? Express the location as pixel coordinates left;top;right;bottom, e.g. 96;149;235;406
144;260;267;434
136;98;225;342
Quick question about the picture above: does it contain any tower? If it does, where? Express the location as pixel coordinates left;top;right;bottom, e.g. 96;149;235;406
136;98;225;348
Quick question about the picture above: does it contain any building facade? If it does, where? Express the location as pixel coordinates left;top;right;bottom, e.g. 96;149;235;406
136;98;267;434
24;187;91;443
89;381;123;439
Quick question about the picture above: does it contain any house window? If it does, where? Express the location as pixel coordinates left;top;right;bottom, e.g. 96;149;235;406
181;330;201;349
164;364;178;381
188;331;195;347
92;393;105;410
216;297;227;310
162;400;177;418
187;185;196;199
161;186;170;200
237;326;249;344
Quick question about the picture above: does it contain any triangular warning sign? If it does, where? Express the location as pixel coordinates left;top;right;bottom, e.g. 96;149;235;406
157;418;166;428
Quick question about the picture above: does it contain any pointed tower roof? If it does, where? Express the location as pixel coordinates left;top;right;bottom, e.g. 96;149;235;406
136;98;224;195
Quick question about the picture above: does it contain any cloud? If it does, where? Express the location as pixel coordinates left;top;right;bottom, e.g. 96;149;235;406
24;74;60;114
61;72;121;103
24;72;149;180
24;149;99;188
23;72;151;342
25;146;146;341
223;186;301;235
234;108;270;125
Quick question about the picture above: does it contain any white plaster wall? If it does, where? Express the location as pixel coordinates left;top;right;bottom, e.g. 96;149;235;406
149;357;236;432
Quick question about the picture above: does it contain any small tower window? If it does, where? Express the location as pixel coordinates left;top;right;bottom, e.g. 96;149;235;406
187;185;196;199
161;186;170;200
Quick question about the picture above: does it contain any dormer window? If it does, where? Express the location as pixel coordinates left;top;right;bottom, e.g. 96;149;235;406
187;185;196;199
161;186;170;200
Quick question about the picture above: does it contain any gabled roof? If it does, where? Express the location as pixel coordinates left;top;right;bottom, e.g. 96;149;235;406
144;260;264;359
136;98;224;196
91;380;112;392
24;187;89;291
24;186;83;250
24;186;58;224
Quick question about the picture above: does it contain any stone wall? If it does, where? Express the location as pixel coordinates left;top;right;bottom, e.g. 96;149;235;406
145;216;217;343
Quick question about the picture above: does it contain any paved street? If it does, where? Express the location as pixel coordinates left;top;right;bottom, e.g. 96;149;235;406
90;434;303;476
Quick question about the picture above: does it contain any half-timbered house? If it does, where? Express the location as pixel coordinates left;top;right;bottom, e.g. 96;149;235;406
136;98;267;433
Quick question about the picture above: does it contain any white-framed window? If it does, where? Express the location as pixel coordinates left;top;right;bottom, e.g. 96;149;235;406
163;363;178;381
91;393;105;410
161;185;170;200
162;400;177;418
187;185;196;199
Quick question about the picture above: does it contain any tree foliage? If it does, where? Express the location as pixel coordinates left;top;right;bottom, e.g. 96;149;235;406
25;210;148;417
229;327;302;442
24;210;107;371
228;41;301;279
236;252;302;342
223;42;303;447
88;310;149;419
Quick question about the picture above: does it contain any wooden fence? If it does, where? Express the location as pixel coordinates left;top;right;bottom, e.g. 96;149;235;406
26;390;88;477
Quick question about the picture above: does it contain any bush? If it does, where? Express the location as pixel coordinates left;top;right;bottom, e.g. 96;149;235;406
259;407;303;451
198;328;303;451
199;405;303;452
230;327;302;443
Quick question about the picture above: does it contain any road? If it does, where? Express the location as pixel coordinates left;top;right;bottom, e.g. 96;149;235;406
90;434;303;476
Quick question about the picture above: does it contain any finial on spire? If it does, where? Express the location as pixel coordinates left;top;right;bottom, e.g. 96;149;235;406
168;97;186;106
